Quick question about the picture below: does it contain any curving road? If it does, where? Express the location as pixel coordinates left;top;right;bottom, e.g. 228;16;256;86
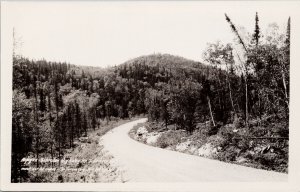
101;118;288;182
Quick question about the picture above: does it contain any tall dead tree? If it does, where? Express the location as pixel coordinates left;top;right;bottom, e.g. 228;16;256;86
225;13;249;127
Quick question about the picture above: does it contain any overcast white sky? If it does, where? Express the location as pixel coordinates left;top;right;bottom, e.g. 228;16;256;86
3;1;293;67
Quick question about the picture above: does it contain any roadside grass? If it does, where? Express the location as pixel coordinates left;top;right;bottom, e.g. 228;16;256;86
27;117;141;182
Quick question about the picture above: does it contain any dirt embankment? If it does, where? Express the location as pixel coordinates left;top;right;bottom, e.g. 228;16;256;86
129;121;288;173
102;118;287;182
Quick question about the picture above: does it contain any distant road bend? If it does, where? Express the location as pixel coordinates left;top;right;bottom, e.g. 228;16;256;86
101;118;288;182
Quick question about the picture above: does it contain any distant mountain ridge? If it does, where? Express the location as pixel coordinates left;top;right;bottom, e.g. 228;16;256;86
70;53;207;76
120;53;205;70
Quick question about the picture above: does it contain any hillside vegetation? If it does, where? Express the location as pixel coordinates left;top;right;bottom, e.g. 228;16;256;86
129;13;289;173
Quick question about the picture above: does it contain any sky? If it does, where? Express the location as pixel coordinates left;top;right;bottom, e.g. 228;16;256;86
3;1;294;67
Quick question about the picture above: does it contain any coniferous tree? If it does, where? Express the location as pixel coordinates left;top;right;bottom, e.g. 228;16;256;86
252;12;261;46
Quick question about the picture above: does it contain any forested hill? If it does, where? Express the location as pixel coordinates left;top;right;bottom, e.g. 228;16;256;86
12;53;231;182
116;53;223;84
120;53;204;69
11;53;222;179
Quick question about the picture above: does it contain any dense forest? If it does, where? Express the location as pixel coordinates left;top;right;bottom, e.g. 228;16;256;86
12;13;290;181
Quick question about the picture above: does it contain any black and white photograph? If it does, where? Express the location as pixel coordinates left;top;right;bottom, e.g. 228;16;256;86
1;1;300;191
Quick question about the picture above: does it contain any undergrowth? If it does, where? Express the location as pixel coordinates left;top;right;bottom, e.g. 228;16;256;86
130;117;288;173
26;118;138;182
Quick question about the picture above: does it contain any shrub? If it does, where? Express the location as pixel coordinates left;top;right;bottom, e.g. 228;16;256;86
233;114;244;128
156;136;169;148
189;130;208;148
57;175;64;183
208;125;220;136
199;123;221;137
156;130;185;148
216;145;240;162
207;135;227;148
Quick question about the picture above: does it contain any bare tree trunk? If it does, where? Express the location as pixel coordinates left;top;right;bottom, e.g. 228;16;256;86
281;69;289;107
35;114;40;168
51;143;54;168
225;64;236;114
34;84;40;169
207;96;216;127
58;118;61;167
228;81;236;114
48;98;54;168
165;115;168;130
245;77;249;128
58;138;61;167
235;52;249;127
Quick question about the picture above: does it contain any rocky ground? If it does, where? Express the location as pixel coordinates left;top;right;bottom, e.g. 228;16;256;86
103;118;287;182
129;120;288;173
